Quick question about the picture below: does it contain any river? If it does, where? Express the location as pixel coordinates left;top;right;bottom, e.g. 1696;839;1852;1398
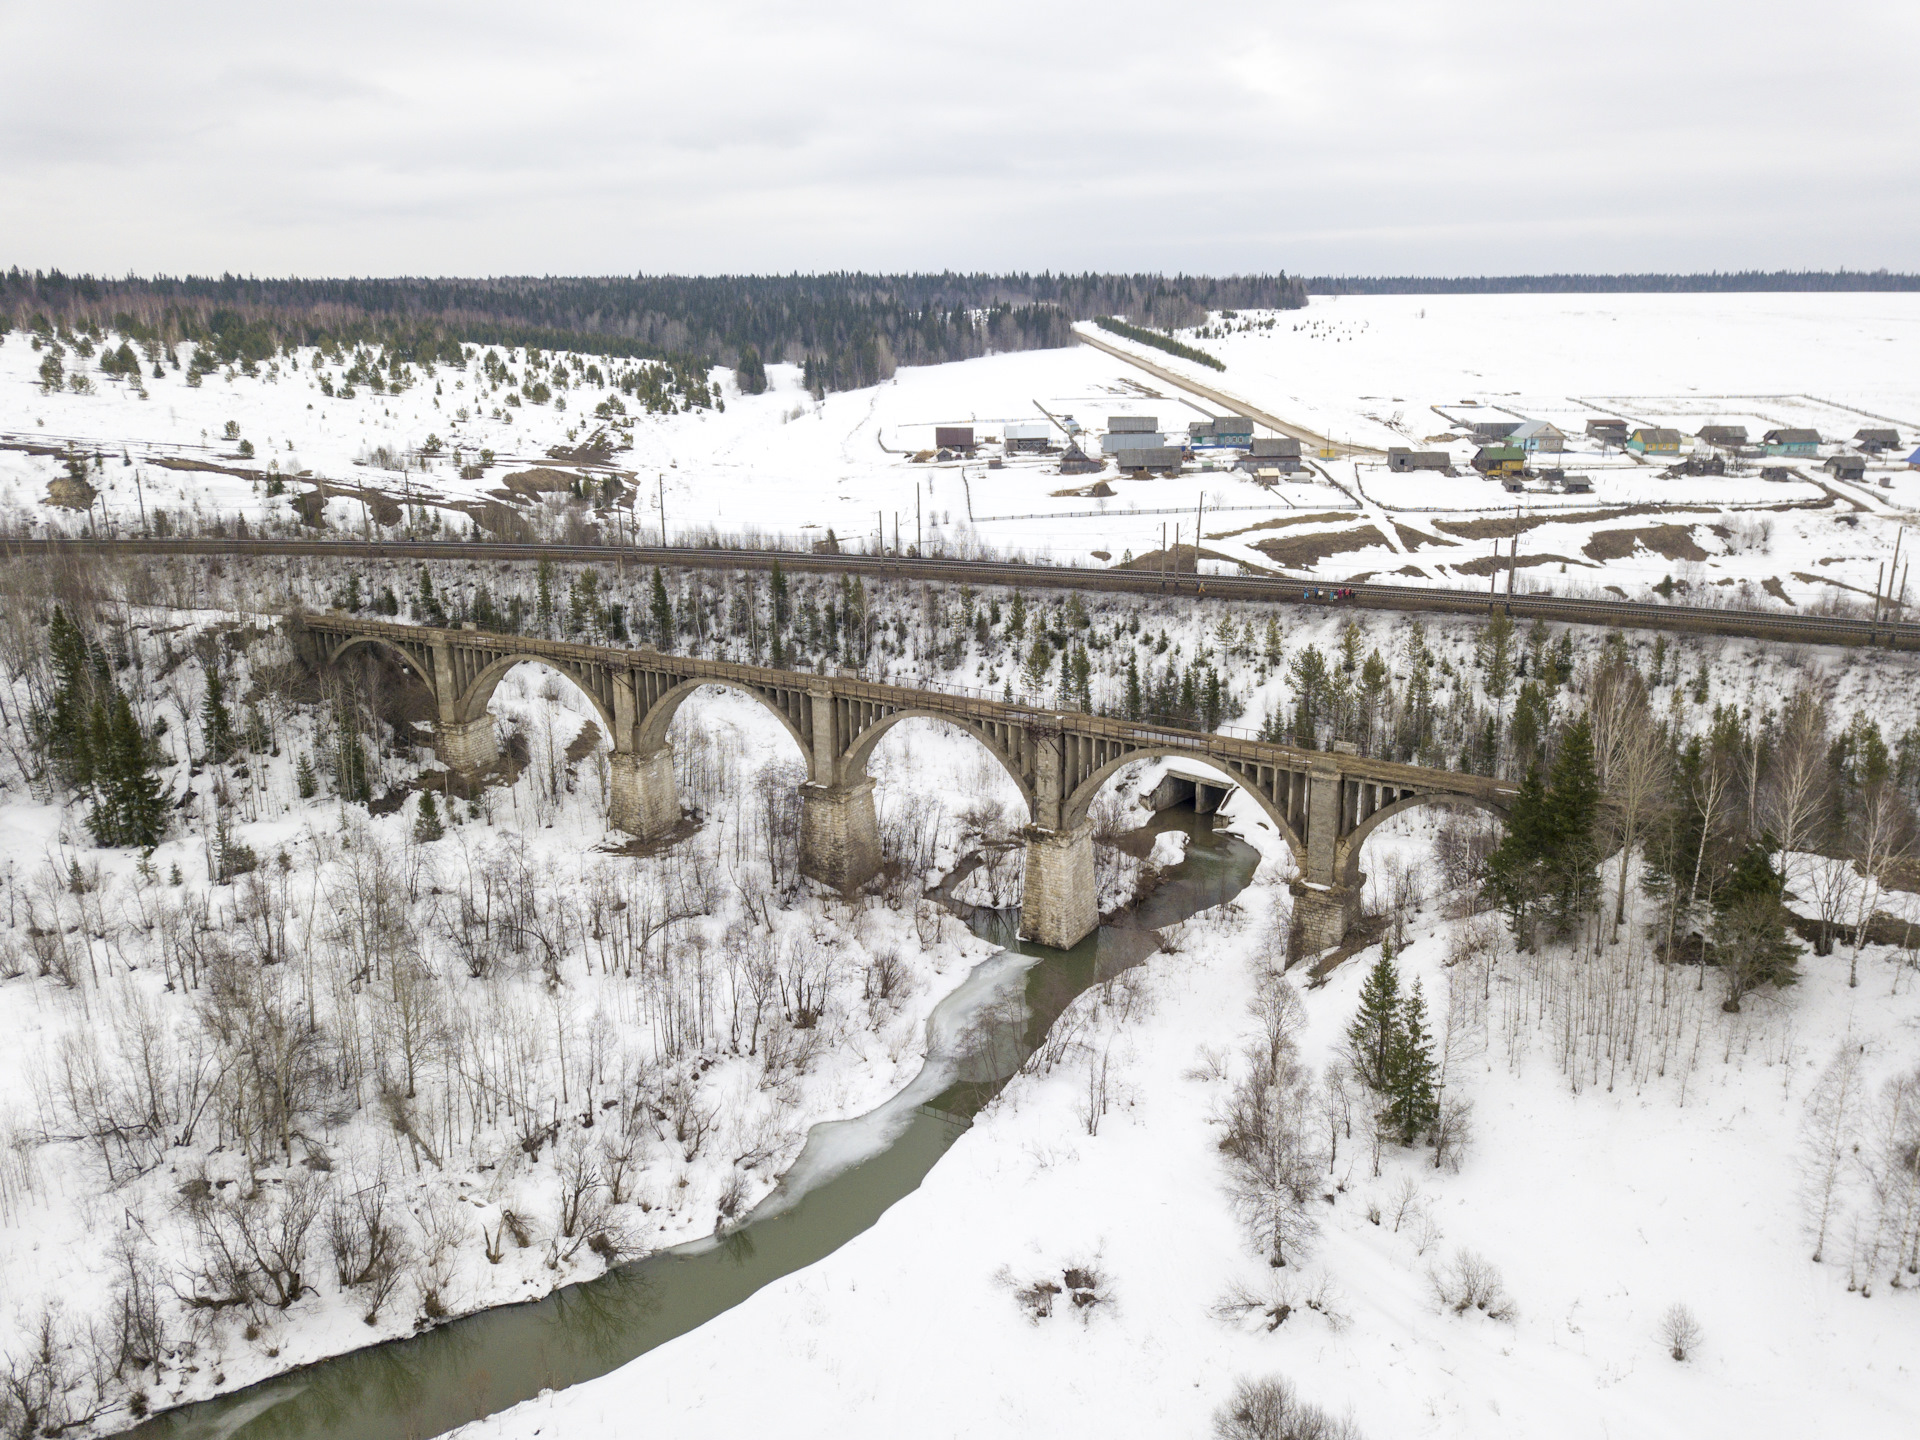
127;806;1259;1440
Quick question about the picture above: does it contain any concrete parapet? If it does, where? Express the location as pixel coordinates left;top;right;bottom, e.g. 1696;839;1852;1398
1018;821;1097;950
800;779;881;891
1287;878;1361;961
436;714;497;773
609;744;679;841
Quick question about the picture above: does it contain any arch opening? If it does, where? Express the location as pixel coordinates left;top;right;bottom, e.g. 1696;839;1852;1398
857;714;1033;904
457;652;616;734
1063;746;1305;863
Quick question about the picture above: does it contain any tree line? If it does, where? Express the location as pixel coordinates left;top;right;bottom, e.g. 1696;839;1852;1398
2;269;1306;398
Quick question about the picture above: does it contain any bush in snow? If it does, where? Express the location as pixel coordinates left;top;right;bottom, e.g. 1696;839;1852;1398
1662;1302;1702;1361
1211;1374;1364;1440
1428;1247;1516;1321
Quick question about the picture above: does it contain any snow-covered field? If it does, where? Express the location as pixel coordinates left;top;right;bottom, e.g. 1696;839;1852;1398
5;293;1918;609
460;789;1920;1440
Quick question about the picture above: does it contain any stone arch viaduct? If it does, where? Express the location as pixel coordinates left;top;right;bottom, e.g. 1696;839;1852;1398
297;614;1515;954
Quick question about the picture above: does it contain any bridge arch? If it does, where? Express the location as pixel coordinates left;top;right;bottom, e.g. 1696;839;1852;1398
1063;747;1305;860
840;708;1036;815
324;635;436;693
634;676;810;766
454;652;618;734
1332;789;1509;887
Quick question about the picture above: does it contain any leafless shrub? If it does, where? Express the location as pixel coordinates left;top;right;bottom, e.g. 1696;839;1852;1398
1661;1302;1702;1361
1211;1373;1364;1440
1212;1271;1350;1333
1429;1248;1516;1320
1428;1095;1475;1173
1001;1260;1112;1325
178;1171;327;1313
328;1172;409;1324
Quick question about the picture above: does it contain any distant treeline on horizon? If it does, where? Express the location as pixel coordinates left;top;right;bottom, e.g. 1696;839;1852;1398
1304;271;1920;294
0;270;1307;396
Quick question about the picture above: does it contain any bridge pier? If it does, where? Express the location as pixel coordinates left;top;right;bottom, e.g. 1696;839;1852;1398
609;744;679;840
1018;821;1097;950
1287;877;1362;960
799;779;881;891
436;714;497;773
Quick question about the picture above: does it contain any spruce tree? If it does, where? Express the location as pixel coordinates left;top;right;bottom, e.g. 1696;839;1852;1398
1345;949;1401;1092
770;558;790;633
201;668;236;764
414;788;445;842
296;753;318;799
1542;716;1601;929
1125;655;1143;721
1387;980;1440;1144
649;566;673;649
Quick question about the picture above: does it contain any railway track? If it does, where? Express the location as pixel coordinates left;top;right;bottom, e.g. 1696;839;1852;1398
6;535;1917;651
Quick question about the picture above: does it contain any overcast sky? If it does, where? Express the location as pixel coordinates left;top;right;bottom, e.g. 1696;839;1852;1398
3;0;1915;278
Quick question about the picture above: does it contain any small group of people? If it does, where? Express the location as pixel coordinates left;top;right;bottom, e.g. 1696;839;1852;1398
1302;586;1358;602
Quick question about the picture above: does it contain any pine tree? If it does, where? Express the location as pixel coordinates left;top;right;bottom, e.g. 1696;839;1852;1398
1345;950;1402;1092
537;558;556;632
414;788;445;842
1264;616;1284;667
296;753;318;799
1387;980;1440;1144
201;668;236;764
344;572;363;612
1125;654;1143;721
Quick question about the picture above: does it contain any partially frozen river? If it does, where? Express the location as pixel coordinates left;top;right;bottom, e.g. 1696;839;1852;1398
127;807;1258;1440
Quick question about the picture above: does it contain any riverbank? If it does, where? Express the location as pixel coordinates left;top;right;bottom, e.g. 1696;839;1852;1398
457;817;1920;1440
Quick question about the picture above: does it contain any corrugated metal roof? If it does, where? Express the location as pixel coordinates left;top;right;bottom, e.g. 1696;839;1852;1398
1108;416;1159;432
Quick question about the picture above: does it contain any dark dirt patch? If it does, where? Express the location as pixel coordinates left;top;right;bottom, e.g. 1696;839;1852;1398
500;467;580;498
1436;503;1722;540
1250;526;1384;568
1582;525;1709;563
564;720;603;765
152;455;267;482
1453;552;1590;576
1394;522;1456;550
1208;511;1359;539
1762;577;1795;606
1113;543;1243;573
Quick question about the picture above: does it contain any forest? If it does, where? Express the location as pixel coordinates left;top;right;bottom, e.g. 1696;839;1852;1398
0;271;1308;398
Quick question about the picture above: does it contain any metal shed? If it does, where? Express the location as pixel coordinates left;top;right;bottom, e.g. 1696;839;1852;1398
1004;422;1053;453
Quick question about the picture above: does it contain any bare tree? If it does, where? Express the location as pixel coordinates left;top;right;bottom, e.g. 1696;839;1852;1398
1801;1039;1866;1264
1661;1303;1702;1361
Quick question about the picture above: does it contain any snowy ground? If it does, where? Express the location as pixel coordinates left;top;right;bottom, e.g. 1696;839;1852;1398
5;293;1918;609
458;788;1920;1440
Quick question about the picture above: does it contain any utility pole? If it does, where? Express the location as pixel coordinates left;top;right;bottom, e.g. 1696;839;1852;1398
658;473;667;547
1195;493;1204;575
916;484;922;556
877;509;884;556
133;467;148;537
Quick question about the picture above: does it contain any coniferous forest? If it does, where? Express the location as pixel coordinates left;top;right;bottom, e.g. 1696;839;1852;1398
0;271;1308;398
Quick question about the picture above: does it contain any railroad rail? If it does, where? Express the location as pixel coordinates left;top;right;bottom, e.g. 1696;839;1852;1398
6;535;1917;651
